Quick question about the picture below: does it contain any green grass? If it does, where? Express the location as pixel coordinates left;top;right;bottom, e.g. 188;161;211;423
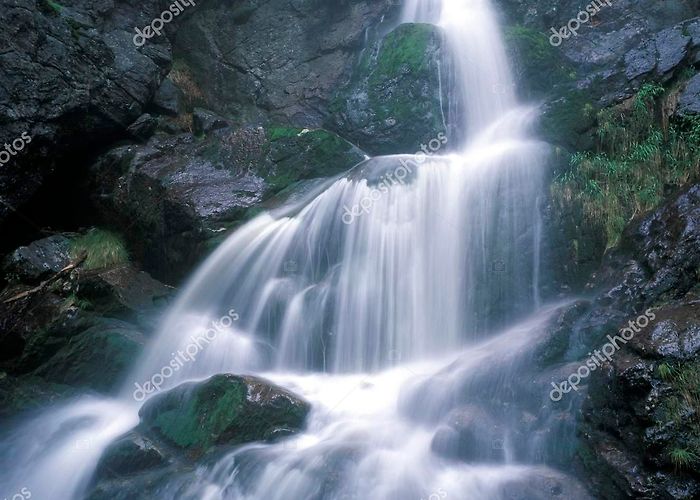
70;229;129;271
552;82;700;248
670;448;699;471
44;0;64;13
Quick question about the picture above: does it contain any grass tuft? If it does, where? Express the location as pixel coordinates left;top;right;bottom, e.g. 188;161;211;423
70;229;129;271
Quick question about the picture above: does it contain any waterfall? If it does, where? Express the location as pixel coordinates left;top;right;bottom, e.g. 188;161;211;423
0;1;591;499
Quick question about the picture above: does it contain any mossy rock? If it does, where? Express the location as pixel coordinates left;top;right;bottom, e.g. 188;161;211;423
264;127;366;192
139;374;310;459
329;23;447;155
33;318;145;393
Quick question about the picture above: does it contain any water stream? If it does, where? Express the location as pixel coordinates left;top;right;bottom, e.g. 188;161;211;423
0;1;592;498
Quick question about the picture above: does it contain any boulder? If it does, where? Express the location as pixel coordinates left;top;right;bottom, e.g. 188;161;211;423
1;235;72;284
677;73;700;116
151;78;184;117
138;374;311;459
330;23;448;155
431;405;504;462
33;318;146;393
90;126;365;283
192;108;230;135
95;432;168;480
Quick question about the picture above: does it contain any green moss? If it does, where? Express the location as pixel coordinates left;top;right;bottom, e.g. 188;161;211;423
374;23;433;78
70;229;129;271
552;82;700;248
265;127;364;193
540;89;597;149
151;377;246;450
44;0;64;13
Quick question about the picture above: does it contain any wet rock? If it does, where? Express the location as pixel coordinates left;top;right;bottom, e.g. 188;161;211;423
33;318;146;393
138;374;311;459
677;73;700;116
127;114;159;142
500;467;593;499
0;373;79;420
151;78;184;117
1;235;72;284
0;0;172;227
330;23;448;155
91;126;365;283
95;432;168;479
172;0;395;126
431;405;504;462
192;108;230;135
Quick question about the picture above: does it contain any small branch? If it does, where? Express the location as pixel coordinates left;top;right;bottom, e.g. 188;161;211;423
3;253;87;304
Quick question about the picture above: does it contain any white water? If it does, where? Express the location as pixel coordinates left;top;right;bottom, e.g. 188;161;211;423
0;1;592;499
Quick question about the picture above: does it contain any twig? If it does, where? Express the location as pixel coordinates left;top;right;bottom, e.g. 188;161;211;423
3;253;87;304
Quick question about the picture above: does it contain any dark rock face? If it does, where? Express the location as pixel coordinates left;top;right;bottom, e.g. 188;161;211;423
91;126;365;283
678;73;700;116
563;184;700;498
330;23;448;155
497;0;699;148
172;0;397;126
0;0;173;227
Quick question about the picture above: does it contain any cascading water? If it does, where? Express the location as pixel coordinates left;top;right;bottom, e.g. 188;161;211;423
0;0;593;498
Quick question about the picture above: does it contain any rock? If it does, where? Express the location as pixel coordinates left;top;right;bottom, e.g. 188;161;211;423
654;26;691;77
0;373;79;420
677;73;700;116
76;265;173;329
138;374;310;459
0;0;172;228
91;126;365;283
574;183;700;497
431;405;504;462
500;468;593;499
33;318;146;393
192;108;230;135
127;114;159;142
330;23;448;155
172;0;395;126
151;78;184;117
1;235;72;284
95;432;168;480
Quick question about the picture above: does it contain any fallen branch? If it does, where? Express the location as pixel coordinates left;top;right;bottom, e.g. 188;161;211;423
3;252;87;304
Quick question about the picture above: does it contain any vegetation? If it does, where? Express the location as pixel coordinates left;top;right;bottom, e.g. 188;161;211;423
43;0;64;13
658;361;700;472
552;82;700;248
70;229;129;271
169;58;206;112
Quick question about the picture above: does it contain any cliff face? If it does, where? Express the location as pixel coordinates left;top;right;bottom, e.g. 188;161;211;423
0;0;173;230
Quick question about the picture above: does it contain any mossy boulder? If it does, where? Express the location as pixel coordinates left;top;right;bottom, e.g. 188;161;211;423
33;318;146;393
138;374;310;459
330;23;447;155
